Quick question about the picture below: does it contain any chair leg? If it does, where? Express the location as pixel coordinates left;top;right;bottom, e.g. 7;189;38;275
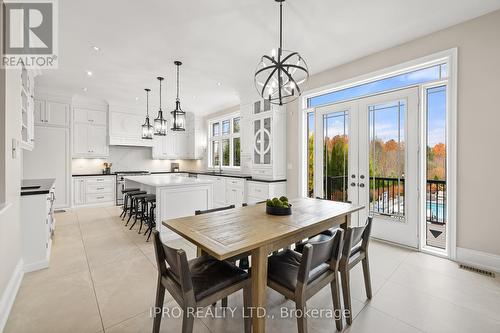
295;299;308;333
146;227;153;242
330;277;343;332
340;269;352;325
243;284;252;333
152;276;165;333
362;256;373;299
221;297;228;308
181;308;195;333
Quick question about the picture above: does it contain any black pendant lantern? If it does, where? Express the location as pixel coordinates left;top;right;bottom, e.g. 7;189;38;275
254;0;309;105
154;76;167;136
171;61;186;131
141;88;154;140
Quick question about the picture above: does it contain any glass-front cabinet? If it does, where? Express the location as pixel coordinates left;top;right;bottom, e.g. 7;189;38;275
251;100;286;180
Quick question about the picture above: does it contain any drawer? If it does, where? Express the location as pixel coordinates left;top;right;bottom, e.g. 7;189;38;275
85;176;115;185
252;167;273;179
226;178;245;188
86;183;114;194
86;193;114;204
247;182;269;199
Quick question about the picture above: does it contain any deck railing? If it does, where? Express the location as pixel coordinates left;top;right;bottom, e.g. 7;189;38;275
322;176;446;224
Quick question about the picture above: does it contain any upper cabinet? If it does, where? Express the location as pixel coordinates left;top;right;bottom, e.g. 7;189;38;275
152;112;200;160
251;100;286;180
72;107;109;158
34;99;70;127
108;109;153;147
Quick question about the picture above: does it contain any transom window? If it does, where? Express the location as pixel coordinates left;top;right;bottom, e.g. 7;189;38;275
208;114;241;168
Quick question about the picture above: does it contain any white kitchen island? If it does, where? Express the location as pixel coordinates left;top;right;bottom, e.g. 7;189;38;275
124;174;214;240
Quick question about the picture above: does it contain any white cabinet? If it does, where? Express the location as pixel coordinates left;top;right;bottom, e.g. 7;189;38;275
246;180;287;205
197;175;246;207
197;175;227;207
226;178;245;207
152;112;200;160
108;110;153;147
251;100;286;180
20;183;55;272
72;176;115;207
35;99;70;127
72;107;108;158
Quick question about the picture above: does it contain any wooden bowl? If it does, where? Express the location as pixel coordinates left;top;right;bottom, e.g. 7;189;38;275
266;205;292;216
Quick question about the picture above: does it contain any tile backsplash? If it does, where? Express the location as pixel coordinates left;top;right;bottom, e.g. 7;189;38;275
72;146;203;174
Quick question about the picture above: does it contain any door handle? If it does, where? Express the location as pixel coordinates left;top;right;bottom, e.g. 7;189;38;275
360;175;365;179
350;182;356;187
359;183;365;188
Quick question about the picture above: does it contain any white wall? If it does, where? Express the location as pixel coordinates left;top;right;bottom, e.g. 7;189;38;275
71;145;201;174
285;10;500;257
0;67;24;330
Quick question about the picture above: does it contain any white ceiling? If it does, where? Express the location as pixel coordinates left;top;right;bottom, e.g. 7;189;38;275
37;0;500;115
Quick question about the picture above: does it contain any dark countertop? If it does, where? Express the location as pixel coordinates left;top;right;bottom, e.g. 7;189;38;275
21;178;56;196
72;173;116;177
71;171;286;183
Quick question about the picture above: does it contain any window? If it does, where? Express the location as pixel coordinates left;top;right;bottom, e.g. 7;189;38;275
308;63;448;108
208;114;241;169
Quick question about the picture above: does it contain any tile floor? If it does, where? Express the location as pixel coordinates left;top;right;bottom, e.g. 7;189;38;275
5;206;500;332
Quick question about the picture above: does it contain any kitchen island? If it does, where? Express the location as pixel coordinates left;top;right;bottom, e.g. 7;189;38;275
124;174;214;240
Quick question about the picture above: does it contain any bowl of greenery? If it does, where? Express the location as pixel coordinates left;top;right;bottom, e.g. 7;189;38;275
266;196;292;215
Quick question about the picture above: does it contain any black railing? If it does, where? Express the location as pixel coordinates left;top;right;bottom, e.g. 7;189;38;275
426;179;446;224
322;175;446;225
369;177;405;218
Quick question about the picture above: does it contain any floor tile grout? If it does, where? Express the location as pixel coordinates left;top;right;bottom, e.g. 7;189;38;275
75;211;107;333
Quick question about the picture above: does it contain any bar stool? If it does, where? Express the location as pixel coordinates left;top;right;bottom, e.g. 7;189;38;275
136;194;156;234
129;193;150;230
144;202;156;242
125;191;147;225
120;188;140;218
122;190;144;221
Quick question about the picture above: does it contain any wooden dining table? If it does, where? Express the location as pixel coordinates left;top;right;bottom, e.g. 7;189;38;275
163;197;363;333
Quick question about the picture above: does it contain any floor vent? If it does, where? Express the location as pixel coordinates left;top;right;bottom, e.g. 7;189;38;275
459;264;495;278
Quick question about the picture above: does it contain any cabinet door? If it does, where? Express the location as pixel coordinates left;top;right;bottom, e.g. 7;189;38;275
73;123;90;155
262;117;272;164
87;110;107;125
212;177;226;207
88;125;108;156
73;108;88;123
46;101;69;126
73;178;86;206
152;136;164;159
34;99;45;125
226;185;244;207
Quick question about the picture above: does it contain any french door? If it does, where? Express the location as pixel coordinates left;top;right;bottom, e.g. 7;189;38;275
314;87;419;248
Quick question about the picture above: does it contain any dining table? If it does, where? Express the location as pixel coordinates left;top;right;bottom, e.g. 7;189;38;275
163;197;363;333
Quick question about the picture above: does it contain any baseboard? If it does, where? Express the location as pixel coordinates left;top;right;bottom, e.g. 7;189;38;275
23;258;49;273
456;247;500;274
0;259;24;332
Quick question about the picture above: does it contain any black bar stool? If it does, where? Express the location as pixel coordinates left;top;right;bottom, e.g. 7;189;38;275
138;194;156;234
129;193;150;230
125;191;147;225
144;202;156;242
120;188;140;218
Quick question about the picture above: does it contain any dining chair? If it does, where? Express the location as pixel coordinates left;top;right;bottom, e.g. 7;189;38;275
152;230;252;333
267;228;344;332
339;216;373;325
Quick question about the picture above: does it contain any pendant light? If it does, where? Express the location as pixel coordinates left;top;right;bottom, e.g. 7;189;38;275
154;76;167;136
254;0;309;105
171;61;186;131
141;88;153;140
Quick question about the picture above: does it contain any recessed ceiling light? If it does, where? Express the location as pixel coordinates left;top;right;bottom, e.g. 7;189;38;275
86;70;93;77
217;82;222;86
92;46;100;51
82;87;88;92
135;97;139;101
193;95;196;99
